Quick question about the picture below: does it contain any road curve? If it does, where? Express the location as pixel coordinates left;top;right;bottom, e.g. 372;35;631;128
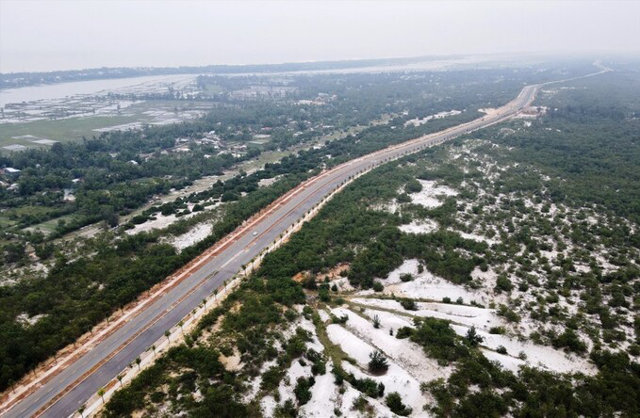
4;83;539;418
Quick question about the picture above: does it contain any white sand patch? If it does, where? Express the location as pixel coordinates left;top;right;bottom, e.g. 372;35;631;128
297;316;328;353
327;320;427;414
399;219;439;235
125;212;190;235
363;260;497;305
219;347;243;371
258;175;282;188
386;270;481;304
245;358;277;402
278;360;311;403
260;395;277;417
453;230;498;246
318;309;331;323
342;361;425;415
169;222;213;251
16;312;47;326
384;259;420;285
408;180;457;209
481;349;525;373
326;324;371;365
352;298;502;331
331;307;448;382
404;109;462;127
451;324;595;375
372;200;400;214
329;277;356;292
299;366;338;417
338;383;398;418
470;266;499;287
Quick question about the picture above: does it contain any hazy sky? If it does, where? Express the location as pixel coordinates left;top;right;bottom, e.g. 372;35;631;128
1;0;639;73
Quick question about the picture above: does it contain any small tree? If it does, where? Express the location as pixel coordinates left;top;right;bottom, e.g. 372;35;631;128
372;314;381;329
385;392;412;416
117;374;123;387
368;350;389;374
78;404;86;418
165;330;171;342
465;326;484;347
97;387;105;403
135;357;141;370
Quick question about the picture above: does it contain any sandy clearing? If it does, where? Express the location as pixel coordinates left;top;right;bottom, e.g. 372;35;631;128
352;298;501;331
299;366;338;417
342;361;425;416
404;110;462;127
338;382;399;418
318;309;331;323
481;349;525;373
407;180;458;209
362;260;496;305
332;307;447;383
278;360;311;403
399;219;439;235
451;324;595;375
169;222;213;251
452;230;498;246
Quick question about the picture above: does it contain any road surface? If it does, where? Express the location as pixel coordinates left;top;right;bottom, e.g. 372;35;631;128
4;83;538;418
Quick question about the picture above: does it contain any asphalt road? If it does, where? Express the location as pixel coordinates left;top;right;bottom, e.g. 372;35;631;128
4;83;538;418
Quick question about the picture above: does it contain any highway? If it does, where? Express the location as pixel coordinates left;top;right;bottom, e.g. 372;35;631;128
3;82;538;418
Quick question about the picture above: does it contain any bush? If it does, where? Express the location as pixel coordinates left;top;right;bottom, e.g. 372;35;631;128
495;274;513;293
396;326;414;339
553;329;587;353
372;281;384;292
385;392;412;416
400;299;418;311
411;318;468;362
400;273;413;282
465;326;484;347
294;376;315;405
368;350;389;374
405;179;423;193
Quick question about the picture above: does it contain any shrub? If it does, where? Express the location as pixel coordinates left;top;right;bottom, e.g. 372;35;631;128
368;350;389;374
400;299;418;311
372;314;381;329
294;376;315;405
400;273;413;282
465;326;484;347
396;327;414;339
489;326;506;334
405;179;423;193
385;392;412;416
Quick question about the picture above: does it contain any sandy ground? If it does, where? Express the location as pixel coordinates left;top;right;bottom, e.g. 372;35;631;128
407;180;457;208
398;219;439;235
169;223;213;251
